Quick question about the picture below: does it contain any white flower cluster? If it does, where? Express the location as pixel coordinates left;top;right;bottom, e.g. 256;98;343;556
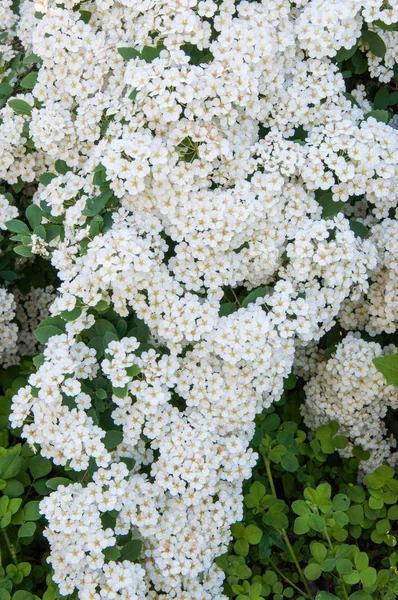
14;285;56;356
0;287;18;367
340;219;398;336
2;0;398;597
302;333;398;473
0;194;18;230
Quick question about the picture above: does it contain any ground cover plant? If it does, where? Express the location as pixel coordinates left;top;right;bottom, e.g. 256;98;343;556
1;0;398;598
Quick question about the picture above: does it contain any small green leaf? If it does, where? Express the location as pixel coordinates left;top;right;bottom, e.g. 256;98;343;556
8;99;32;115
364;109;389;124
0;82;13;95
0;455;22;480
362;29;387;58
118;47;140;60
336;558;352;575
244;525;262;544
310;541;327;563
5;219;30;234
242;286;272;308
103;430;123;450
294;515;309;534
24;501;41;521
29;456;52;479
34;325;64;344
20;72;38;89
304;563;322;580
372;353;398;386
46;477;73;490
120;539;142;561
18;521;36;538
350;219;369;239
26;204;42;229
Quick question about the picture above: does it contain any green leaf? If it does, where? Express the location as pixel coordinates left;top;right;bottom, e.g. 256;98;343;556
79;10;91;23
372;353;398;386
388;505;398;520
0;82;13;95
0;455;21;479
24;501;41;521
244;525;262;544
292;500;311;516
26;204;42;229
60;307;82;322
34;325;64;344
317;194;346;218
310;541;327;563
46;477;73;490
350;219;369;239
20;72;38;89
304;564;322;580
126;365;141;377
360;567;377;587
335;43;359;62
347;505;364;525
118;47;140;60
294;515;309;534
241;286;272;308
362;30;387;58
374;86;391;110
103;430;123;450
308;514;326;532
22;54;42;65
317;589;338;599
234;538;249;557
120;539;142;561
12;593;36;600
29;455;52;479
348;592;372;600
54;159;71;174
17;521;36;538
336;558;352;575
280;452;299;472
0;590;11;600
103;546;121;561
3;479;24;498
39;173;57;186
376;518;390;534
364;109;389;124
5;219;30;234
8;99;32;115
333;494;351;512
82;190;113;217
219;302;238;317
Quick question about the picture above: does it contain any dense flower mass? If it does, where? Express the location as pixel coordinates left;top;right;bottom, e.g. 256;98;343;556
2;0;398;597
301;333;398;474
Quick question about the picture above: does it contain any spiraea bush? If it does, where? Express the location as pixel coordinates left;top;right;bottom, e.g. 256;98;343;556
1;0;398;599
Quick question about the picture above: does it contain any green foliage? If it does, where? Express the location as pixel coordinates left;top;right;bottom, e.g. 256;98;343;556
219;378;398;600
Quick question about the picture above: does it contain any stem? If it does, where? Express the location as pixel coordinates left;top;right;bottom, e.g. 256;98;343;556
323;528;349;600
263;455;314;599
270;559;313;599
2;530;18;566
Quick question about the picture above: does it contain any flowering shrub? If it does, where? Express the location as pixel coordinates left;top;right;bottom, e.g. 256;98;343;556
1;0;398;599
